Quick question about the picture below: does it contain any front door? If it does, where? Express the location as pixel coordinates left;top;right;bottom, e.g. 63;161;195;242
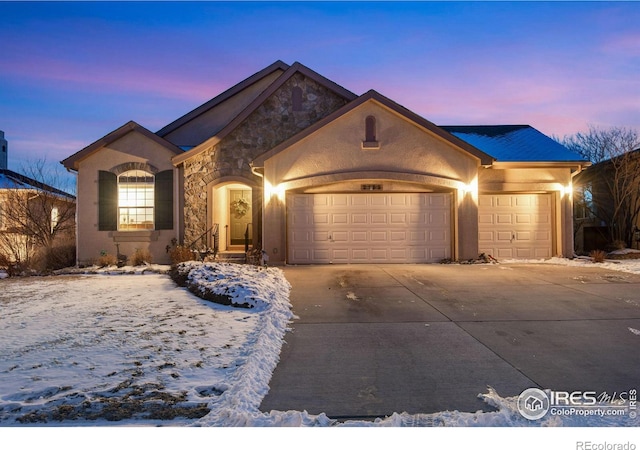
229;189;252;246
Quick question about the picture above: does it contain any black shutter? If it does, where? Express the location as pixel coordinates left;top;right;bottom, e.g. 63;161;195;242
154;170;173;230
98;170;117;231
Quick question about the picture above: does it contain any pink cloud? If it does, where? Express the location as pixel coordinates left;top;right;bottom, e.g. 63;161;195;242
3;55;225;103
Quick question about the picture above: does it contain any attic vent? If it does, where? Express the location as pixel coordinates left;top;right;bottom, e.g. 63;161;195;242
361;184;382;191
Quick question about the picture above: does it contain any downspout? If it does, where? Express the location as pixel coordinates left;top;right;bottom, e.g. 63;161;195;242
250;162;265;256
62;164;79;266
250;162;264;179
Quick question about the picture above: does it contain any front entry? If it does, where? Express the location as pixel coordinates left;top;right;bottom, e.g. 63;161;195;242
229;189;252;246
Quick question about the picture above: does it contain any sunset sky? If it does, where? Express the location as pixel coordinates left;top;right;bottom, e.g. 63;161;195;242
1;1;638;174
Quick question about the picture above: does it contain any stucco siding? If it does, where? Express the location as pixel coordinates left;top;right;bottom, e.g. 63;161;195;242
75;131;179;265
267;101;479;188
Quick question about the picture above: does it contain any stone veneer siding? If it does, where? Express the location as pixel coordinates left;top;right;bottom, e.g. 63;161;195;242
182;73;349;245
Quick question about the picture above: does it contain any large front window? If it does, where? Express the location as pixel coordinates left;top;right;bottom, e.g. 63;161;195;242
118;170;154;230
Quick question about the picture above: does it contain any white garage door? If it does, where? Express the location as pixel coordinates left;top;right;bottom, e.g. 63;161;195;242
287;192;451;264
478;194;553;259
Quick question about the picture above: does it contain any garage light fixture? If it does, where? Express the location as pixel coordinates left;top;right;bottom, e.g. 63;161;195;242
560;183;572;198
265;181;285;201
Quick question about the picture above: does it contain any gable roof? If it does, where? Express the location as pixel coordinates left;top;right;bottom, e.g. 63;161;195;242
0;169;75;199
61;121;182;171
171;61;358;165
441;125;586;163
156;60;291;140
252;89;496;167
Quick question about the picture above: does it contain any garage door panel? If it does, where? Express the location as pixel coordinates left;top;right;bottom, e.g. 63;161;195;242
313;195;330;207
352;213;368;224
370;231;387;241
332;231;348;241
429;248;448;260
352;248;369;261
429;211;448;226
371;196;388;207
390;231;406;241
312;231;329;242
332;213;348;224
352;231;368;242
288;192;451;263
429;229;448;242
332;194;349;206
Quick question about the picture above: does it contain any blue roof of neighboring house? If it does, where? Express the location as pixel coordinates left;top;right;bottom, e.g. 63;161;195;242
441;125;584;162
0;169;75;198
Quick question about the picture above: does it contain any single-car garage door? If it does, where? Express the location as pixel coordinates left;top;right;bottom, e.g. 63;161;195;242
478;194;553;259
287;192;451;264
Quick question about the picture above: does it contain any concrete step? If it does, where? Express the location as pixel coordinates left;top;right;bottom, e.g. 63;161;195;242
215;252;247;264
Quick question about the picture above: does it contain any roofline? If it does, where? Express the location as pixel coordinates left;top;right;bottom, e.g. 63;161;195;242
156;60;291;138
490;161;592;169
0;169;75;199
172;61;358;166
61;121;183;171
252;89;496;167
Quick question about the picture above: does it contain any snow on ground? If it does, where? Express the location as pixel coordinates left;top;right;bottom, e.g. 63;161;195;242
1;260;639;427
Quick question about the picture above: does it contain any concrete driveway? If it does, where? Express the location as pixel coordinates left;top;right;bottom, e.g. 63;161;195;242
259;263;640;420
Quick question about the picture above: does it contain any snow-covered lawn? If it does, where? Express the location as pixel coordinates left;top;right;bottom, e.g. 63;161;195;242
1;259;639;427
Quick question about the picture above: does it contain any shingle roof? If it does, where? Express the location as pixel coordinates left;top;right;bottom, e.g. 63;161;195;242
441;125;585;162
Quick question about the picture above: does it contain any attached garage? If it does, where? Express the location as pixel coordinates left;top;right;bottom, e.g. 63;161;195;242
478;194;554;259
287;192;452;264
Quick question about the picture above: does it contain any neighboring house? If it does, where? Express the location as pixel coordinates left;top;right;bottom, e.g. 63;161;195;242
0;168;76;264
61;61;588;265
573;148;640;252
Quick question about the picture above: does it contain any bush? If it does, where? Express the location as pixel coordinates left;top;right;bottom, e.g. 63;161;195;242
131;248;152;266
97;252;118;267
590;249;606;263
169;245;194;265
36;244;76;272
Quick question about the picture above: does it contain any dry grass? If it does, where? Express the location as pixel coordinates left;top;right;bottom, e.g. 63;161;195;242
97;253;117;267
169;245;195;264
589;250;607;263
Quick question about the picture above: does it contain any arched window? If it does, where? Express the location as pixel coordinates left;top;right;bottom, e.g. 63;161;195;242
365;116;377;142
292;86;303;111
98;168;173;232
118;170;155;230
362;115;380;149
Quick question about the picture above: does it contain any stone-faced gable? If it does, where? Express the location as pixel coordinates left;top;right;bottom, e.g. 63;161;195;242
182;72;350;243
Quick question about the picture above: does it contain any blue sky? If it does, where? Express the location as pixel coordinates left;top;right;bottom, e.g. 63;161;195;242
1;1;639;174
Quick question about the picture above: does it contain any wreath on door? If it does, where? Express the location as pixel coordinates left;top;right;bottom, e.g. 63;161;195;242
231;197;250;218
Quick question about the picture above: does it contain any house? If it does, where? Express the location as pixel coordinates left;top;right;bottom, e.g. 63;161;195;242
573;148;640;253
0;131;76;269
61;61;588;266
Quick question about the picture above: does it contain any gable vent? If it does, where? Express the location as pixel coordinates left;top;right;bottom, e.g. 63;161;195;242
361;184;382;191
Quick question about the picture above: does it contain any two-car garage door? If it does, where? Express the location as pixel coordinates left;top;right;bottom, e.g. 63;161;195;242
287;193;451;264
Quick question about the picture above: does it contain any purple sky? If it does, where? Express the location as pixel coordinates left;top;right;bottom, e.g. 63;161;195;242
1;1;639;174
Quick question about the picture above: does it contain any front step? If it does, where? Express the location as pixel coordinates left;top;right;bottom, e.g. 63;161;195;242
215;251;247;264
